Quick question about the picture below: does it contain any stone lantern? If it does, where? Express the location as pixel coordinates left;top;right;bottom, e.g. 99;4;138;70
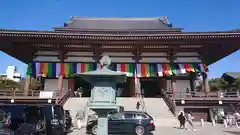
78;55;126;135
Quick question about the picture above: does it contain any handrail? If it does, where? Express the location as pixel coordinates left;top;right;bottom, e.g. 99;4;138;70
0;90;41;98
58;90;71;105
162;91;176;116
166;91;240;99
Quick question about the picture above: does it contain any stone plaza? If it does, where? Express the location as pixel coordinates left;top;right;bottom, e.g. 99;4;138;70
69;122;240;135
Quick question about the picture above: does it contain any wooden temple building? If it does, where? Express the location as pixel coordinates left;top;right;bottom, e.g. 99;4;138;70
0;16;240;120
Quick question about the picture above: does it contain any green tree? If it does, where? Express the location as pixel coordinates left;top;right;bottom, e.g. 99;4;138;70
0;77;20;90
208;78;229;91
232;77;240;90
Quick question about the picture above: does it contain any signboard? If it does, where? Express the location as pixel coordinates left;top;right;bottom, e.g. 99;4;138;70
39;91;53;99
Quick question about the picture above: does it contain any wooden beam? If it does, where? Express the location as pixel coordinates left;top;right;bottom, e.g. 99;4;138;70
8;36;240;45
33;54;201;58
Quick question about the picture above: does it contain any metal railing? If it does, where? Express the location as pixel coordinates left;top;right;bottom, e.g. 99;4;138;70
0;90;41;98
166;91;240;100
162;90;176;116
0;89;72;105
57;90;71;105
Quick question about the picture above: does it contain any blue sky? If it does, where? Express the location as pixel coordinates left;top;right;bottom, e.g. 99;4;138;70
0;0;239;78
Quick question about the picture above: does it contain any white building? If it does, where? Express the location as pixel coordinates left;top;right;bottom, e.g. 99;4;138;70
0;66;21;82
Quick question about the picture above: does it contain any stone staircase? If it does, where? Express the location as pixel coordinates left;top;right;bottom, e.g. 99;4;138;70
64;97;178;127
63;97;91;119
117;97;178;127
143;98;178;127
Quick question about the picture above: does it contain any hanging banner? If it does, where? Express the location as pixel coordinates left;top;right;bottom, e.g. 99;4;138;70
28;62;96;78
27;62;208;78
116;63;134;77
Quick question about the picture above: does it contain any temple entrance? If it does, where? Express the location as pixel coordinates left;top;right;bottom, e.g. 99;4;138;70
116;77;132;97
74;76;162;98
140;78;161;98
74;76;131;97
74;76;92;97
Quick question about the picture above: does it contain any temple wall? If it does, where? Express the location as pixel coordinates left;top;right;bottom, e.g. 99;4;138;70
34;56;60;62
64;57;95;62
166;80;171;90
102;52;133;57
175;52;199;56
175;80;191;92
110;57;135;63
166;80;190;93
66;52;93;56
174;57;202;63
44;79;69;93
141;52;167;56
139;58;169;63
34;51;202;63
35;51;59;55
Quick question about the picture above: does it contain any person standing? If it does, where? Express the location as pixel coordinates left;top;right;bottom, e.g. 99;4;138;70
187;112;196;131
136;101;140;111
178;111;186;129
234;111;240;128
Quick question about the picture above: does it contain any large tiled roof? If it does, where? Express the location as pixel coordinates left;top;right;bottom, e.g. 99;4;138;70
54;16;182;32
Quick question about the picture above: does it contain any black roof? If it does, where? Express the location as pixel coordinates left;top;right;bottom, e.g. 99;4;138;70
54;16;182;32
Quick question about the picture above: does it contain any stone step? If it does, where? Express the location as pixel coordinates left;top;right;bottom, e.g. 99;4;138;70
64;97;178;127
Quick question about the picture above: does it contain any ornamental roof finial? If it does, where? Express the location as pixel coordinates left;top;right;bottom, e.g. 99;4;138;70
100;55;111;69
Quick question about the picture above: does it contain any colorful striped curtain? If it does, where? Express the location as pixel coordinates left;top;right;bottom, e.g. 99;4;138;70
136;64;159;77
28;62;96;77
116;64;134;77
26;62;208;78
135;63;208;77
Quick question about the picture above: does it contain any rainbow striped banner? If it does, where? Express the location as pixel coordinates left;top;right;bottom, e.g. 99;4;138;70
135;63;208;77
136;63;158;78
28;62;95;77
116;64;134;77
26;62;208;78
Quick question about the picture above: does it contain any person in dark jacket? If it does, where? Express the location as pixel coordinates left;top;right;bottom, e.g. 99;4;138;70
136;101;140;111
178;111;186;129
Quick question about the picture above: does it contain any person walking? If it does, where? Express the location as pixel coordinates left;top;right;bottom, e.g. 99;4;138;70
178;111;187;129
187;112;196;131
234;111;240;128
136;101;140;111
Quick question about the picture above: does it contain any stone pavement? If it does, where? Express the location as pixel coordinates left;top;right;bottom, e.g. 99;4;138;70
68;122;240;135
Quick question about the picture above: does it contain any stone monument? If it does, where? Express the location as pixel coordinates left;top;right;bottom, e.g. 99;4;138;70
78;55;126;135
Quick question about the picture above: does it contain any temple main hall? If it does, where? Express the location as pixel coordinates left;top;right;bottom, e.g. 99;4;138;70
0;16;239;98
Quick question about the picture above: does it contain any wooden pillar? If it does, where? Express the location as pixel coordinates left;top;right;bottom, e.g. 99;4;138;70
24;75;31;96
171;78;176;99
202;72;209;93
158;78;164;97
190;73;196;92
57;51;65;98
162;79;167;91
58;75;63;97
130;77;135;97
68;79;75;91
171;78;176;115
